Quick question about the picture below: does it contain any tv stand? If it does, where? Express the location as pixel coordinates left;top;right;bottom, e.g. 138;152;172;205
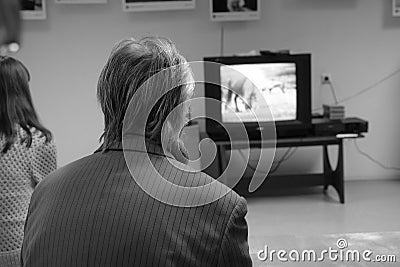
202;118;368;204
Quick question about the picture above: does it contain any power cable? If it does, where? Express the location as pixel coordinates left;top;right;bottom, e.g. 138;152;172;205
353;139;400;171
238;147;298;175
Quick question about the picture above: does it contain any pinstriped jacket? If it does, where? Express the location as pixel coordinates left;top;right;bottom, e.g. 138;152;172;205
21;139;252;267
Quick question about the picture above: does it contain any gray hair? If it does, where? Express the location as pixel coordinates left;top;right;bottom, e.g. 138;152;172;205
97;37;193;149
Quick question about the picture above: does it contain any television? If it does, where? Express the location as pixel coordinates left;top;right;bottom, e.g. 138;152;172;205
203;53;312;140
123;0;195;12
210;0;260;21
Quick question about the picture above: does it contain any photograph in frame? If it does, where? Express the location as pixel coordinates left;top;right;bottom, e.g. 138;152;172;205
20;0;46;20
123;0;195;12
210;0;260;22
394;0;400;17
55;0;107;4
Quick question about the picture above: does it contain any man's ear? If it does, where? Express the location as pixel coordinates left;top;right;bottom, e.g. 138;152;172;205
178;139;189;161
169;138;188;165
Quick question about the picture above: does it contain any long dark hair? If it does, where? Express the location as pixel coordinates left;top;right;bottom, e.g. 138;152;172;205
0;56;52;153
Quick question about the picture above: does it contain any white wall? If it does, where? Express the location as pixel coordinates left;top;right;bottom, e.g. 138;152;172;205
16;0;400;180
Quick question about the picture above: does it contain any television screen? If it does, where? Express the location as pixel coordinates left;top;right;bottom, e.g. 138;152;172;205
220;63;297;123
204;54;311;140
123;0;195;12
210;0;260;21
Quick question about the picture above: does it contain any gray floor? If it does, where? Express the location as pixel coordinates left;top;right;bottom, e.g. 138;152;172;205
246;179;400;238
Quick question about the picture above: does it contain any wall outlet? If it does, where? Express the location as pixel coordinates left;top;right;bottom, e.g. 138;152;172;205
321;73;332;84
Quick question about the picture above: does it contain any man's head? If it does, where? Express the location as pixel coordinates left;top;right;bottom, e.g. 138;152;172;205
97;37;194;149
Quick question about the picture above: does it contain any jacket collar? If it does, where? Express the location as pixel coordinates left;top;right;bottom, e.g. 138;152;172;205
94;134;174;160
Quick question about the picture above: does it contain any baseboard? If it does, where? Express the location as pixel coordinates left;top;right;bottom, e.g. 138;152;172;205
344;175;400;181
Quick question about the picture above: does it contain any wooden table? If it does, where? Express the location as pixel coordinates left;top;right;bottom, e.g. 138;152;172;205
203;134;365;204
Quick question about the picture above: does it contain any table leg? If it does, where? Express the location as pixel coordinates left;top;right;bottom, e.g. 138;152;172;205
323;141;345;203
333;140;345;203
323;144;332;193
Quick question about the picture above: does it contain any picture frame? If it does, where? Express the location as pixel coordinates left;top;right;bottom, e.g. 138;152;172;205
122;0;195;12
393;0;400;17
55;0;107;4
20;0;46;20
210;0;260;22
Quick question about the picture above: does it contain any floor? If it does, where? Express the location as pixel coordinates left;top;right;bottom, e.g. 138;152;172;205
246;179;400;237
245;179;400;266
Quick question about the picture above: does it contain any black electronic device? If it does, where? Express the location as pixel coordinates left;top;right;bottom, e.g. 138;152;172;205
203;53;312;140
259;50;291;56
312;118;345;136
312;117;368;136
342;117;368;134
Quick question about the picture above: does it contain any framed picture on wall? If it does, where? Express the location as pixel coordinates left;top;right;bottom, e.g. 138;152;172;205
55;0;107;3
123;0;195;12
393;0;400;17
210;0;260;21
20;0;46;20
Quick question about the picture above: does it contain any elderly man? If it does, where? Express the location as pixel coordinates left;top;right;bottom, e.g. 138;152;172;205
21;37;252;266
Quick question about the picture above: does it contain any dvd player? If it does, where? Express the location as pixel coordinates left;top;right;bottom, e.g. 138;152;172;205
312;117;368;136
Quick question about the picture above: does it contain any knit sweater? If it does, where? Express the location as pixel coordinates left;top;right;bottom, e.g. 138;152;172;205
0;128;57;267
